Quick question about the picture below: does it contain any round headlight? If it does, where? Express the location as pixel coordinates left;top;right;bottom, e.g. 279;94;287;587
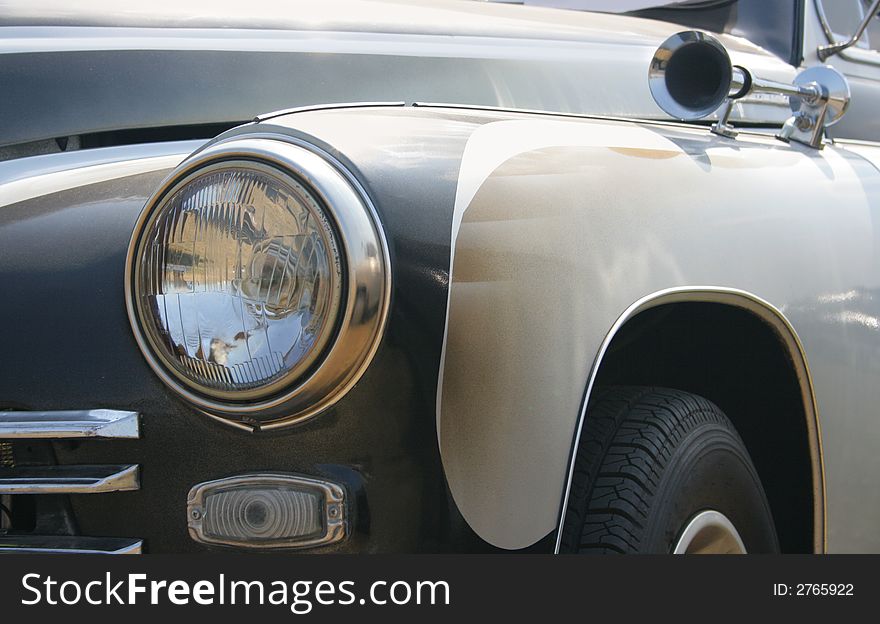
126;138;389;429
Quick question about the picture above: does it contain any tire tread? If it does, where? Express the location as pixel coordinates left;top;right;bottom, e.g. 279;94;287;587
561;386;736;553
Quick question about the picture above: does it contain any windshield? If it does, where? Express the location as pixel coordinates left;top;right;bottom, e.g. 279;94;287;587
490;1;803;65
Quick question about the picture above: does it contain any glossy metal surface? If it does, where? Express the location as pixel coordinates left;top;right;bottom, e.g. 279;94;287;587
0;536;143;554
0;464;140;494
648;30;734;121
435;109;880;551
133;161;344;401
126;137;390;430
649;30;850;148
0;409;139;439
817;0;880;61
778;66;852;148
791;65;852;126
0;122;462;553
186;473;346;550
0;1;801;150
0;141;199;208
255;101;406;124
4;104;880;553
673;511;747;555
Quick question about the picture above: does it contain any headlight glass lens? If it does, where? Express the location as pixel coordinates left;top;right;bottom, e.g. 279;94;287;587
135;162;343;399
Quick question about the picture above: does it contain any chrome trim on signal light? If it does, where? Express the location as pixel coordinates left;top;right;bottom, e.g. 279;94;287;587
125;137;391;431
186;473;347;550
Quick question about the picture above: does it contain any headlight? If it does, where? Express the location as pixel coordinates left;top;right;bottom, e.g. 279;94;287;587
126;138;389;430
137;162;342;398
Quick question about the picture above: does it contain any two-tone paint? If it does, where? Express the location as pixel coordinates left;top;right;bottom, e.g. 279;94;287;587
0;0;803;153
422;108;880;553
3;102;880;552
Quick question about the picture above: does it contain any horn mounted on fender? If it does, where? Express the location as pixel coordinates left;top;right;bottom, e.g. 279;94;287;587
648;30;850;149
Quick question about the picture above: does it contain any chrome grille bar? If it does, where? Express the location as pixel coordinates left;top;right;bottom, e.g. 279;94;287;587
0;464;140;494
0;536;142;554
0;409;140;439
1;408;144;552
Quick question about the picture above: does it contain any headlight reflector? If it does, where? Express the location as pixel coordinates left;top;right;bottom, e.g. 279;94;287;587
135;163;342;400
126;137;390;429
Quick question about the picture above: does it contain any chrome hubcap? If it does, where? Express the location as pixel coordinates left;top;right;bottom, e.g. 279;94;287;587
673;510;747;554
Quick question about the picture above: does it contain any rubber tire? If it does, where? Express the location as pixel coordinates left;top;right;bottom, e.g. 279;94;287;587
561;387;779;554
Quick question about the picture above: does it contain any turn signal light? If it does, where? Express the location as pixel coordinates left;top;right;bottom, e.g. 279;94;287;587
186;474;346;550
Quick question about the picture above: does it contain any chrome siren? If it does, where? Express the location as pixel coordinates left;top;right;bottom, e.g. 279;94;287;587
648;30;850;149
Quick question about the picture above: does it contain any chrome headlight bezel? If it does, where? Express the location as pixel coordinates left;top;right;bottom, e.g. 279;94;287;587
125;136;390;431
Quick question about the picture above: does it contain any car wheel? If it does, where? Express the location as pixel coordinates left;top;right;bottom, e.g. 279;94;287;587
561;386;779;554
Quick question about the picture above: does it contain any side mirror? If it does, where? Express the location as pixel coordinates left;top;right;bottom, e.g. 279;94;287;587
817;0;880;61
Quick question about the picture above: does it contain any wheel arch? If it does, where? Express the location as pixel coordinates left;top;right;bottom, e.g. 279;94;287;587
555;286;825;554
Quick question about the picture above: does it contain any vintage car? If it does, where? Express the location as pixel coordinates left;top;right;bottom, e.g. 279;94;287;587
1;0;879;555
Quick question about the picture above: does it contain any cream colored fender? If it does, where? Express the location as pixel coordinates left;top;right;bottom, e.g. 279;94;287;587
437;116;880;552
